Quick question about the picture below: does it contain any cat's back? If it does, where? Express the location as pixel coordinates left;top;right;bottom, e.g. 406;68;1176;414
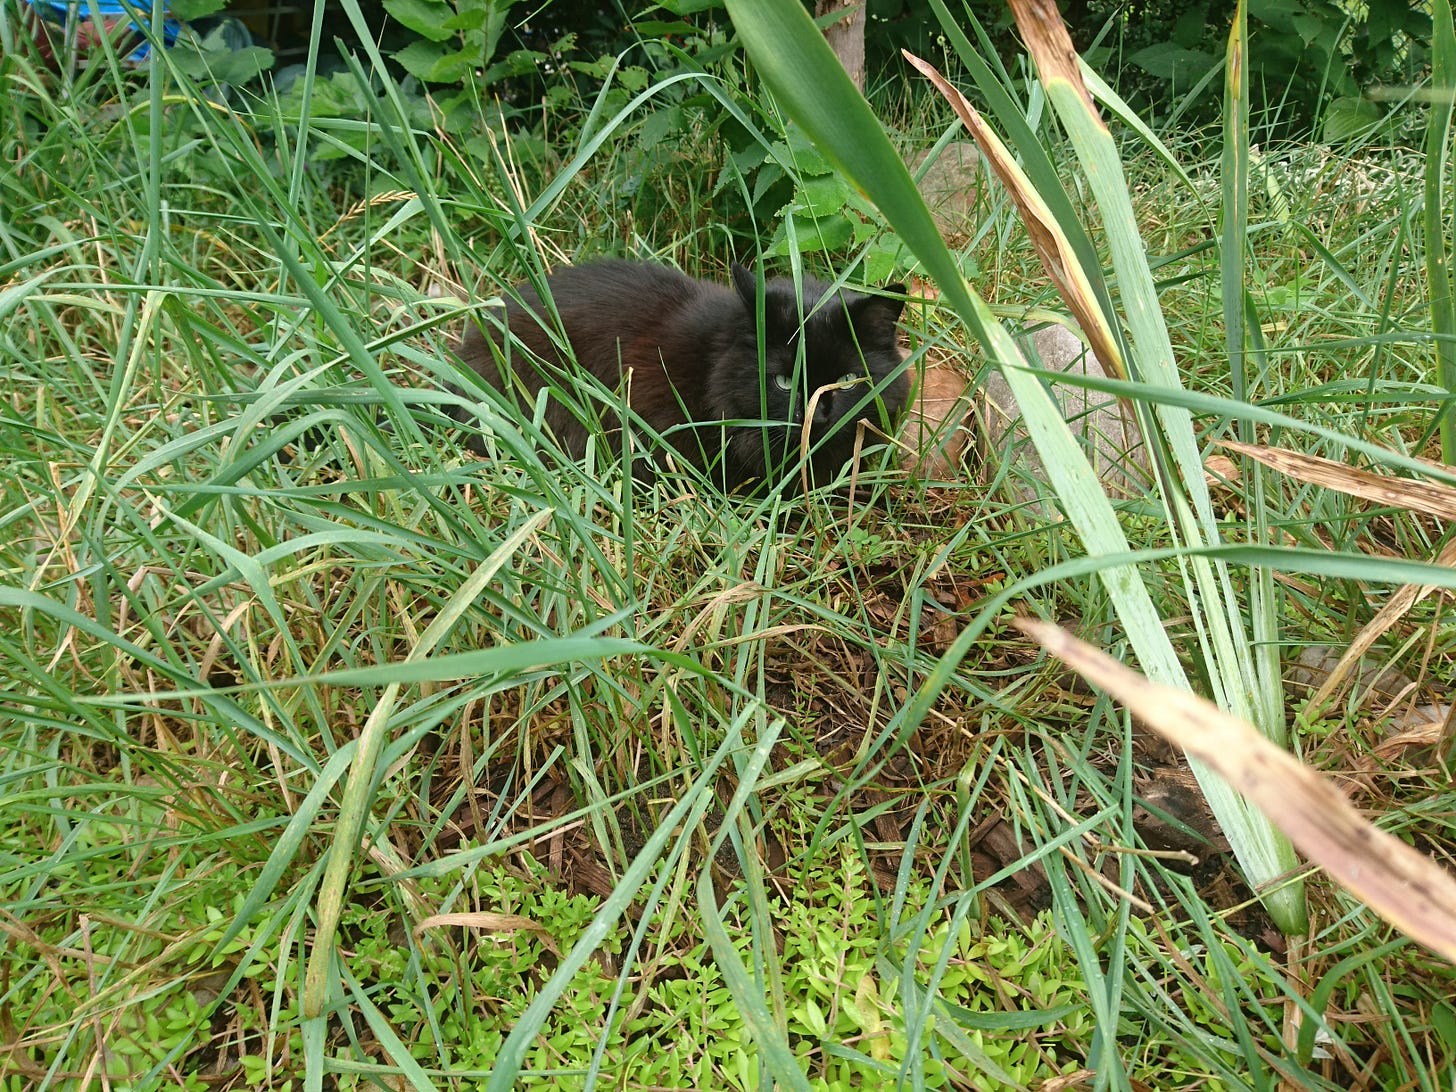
514;259;717;328
502;260;740;388
458;260;715;388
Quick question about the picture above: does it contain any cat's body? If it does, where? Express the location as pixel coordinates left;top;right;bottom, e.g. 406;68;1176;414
454;260;907;490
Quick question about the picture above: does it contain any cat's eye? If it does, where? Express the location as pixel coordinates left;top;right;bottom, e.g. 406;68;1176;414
772;374;794;391
838;373;862;387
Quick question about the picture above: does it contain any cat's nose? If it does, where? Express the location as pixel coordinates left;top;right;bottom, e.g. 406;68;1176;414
811;395;834;429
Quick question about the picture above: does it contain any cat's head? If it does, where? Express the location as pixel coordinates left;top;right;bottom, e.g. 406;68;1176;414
716;263;908;489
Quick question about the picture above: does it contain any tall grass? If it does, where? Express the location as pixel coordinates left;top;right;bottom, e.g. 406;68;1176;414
2;1;1455;1089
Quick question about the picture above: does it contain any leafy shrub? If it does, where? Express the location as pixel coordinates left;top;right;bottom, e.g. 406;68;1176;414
1121;0;1431;138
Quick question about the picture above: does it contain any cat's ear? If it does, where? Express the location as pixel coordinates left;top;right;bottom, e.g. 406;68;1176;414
850;288;905;332
731;263;758;309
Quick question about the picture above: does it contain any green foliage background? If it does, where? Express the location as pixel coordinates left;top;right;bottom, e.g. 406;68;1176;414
370;0;1433;138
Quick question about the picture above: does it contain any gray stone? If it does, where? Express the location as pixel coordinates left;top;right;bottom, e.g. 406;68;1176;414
977;324;1152;511
912;142;981;235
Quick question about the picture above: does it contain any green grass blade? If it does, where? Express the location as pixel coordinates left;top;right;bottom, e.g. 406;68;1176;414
1428;0;1456;461
727;0;1307;932
1024;4;1305;931
925;0;1123;341
303;507;555;1016
485;717;750;1090
1222;2;1287;746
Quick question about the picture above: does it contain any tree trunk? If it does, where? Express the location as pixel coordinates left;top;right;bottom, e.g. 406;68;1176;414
815;0;867;94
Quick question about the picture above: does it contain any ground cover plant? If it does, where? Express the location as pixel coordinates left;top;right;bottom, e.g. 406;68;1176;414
3;0;1456;1088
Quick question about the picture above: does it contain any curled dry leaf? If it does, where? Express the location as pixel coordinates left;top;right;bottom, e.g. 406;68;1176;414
904;361;974;478
415;911;561;956
1376;718;1456;758
1014;616;1456;963
1204;454;1241;487
900;50;1124;381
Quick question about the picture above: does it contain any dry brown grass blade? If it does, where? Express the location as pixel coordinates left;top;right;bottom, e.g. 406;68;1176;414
1307;536;1456;710
1006;0;1101;115
1221;440;1456;712
1014;616;1456;963
900;51;1124;380
415;912;560;956
1222;440;1456;520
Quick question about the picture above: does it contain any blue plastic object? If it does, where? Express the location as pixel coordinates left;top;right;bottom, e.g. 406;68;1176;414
25;0;184;64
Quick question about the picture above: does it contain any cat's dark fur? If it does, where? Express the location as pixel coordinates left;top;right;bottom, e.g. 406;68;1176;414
453;260;907;490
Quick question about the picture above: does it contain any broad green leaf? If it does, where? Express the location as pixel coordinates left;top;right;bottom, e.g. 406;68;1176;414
1129;42;1219;81
167;0;226;18
383;0;457;41
1321;96;1384;142
393;39;474;82
169;44;274;83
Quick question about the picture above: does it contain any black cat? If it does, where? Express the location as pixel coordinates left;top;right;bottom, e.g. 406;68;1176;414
453;260;907;490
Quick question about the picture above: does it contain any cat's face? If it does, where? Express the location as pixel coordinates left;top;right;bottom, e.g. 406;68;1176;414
714;264;907;488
